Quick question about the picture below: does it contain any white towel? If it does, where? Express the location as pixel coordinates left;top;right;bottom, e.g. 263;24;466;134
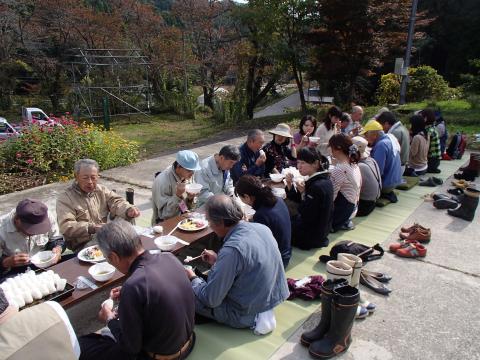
253;309;276;335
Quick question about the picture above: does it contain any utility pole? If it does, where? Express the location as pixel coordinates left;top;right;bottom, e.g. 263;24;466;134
399;0;419;105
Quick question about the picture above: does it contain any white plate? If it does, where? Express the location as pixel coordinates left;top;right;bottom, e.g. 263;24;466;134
77;245;106;263
178;218;208;232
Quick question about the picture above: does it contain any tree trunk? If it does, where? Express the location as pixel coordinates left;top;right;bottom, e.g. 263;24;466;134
292;61;306;112
203;86;214;109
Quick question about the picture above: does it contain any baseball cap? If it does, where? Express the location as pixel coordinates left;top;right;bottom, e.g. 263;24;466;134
176;150;201;171
360;120;383;135
15;199;51;235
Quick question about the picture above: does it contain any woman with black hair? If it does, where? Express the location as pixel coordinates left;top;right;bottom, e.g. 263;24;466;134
314;106;342;156
285;147;333;250
235;175;292;268
328;134;362;232
293;115;318;149
406;114;430;176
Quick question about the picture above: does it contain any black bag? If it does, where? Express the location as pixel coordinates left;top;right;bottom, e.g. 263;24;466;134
319;241;384;263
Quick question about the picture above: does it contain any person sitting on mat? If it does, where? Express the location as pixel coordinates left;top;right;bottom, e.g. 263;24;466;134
79;219;195;360
262;123;297;176
184;195;288;332
352;136;382;217
361;120;402;203
231;129;266;184
285;147;334;249
419;108;441;174
235;175;292;268
328;134;362;232
405;114;430;177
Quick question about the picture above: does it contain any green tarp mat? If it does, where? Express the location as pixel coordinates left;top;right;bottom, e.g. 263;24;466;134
189;159;463;360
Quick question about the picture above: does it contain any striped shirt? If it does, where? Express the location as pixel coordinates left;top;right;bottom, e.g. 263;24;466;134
426;125;441;158
331;163;362;204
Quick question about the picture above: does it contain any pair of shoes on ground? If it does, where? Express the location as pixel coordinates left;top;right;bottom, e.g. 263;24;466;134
300;278;359;359
419;176;443;187
390;223;430;258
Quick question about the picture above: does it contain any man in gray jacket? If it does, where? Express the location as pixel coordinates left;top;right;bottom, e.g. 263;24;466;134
184;195;289;331
377;111;410;174
195;145;240;207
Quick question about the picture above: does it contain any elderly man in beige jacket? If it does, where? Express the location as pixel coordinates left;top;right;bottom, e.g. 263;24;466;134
56;159;140;252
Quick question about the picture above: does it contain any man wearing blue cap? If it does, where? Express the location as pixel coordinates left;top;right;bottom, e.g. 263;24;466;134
152;150;202;223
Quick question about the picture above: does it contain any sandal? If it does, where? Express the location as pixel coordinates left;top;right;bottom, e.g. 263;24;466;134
361;269;392;283
395;243;427;258
360;272;392;295
447;188;464;196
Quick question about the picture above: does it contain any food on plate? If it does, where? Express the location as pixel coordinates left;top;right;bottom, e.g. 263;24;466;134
179;219;205;231
83;246;104;261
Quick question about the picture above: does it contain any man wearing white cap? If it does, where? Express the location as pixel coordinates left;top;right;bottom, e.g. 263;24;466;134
152;150;202;223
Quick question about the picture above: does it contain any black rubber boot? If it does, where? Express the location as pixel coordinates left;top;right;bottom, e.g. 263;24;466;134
300;279;348;346
434;198;459;210
448;187;480;222
308;285;359;359
454;168;478;181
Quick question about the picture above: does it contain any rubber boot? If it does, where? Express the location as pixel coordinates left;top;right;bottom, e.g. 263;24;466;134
338;253;375;316
300;278;348;346
309;285;360;359
448;187;480;221
326;261;352;283
459;153;480;171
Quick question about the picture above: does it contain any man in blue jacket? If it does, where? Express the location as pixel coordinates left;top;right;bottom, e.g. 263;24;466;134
362;120;402;203
184;195;289;332
231;129;266;183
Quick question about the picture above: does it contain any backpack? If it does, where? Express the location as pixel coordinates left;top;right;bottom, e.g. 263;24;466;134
447;132;468;159
319;241;384;263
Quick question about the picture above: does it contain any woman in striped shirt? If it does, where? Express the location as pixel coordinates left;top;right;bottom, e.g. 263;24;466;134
328;134;362;232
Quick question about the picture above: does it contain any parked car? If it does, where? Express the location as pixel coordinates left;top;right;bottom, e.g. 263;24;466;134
22;107;58;126
306;87;334;104
0;117;21;141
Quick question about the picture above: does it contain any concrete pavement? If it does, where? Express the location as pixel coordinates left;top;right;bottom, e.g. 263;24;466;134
1;130;479;359
253;92;301;119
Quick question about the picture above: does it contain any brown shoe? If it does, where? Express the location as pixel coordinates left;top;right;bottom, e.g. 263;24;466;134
400;223;428;234
399;228;431;243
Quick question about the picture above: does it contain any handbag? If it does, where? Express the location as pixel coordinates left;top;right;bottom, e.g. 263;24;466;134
319;240;384;263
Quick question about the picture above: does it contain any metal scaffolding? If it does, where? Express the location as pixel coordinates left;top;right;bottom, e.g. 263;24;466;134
69;48;151;120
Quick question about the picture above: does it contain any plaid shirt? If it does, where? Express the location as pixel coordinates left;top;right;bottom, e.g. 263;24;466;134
426;125;441;158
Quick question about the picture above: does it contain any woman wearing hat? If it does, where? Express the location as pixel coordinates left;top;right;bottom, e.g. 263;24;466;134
262;123;296;176
352;136;382;216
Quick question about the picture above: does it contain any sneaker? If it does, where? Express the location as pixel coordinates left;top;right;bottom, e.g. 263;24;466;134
395;243;427;258
399;228;431;243
340;221;355;231
400;223;428;233
427;168;441;174
389;239;419;253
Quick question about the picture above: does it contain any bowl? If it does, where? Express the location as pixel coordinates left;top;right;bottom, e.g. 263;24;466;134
269;173;285;183
272;187;286;199
308;136;320;144
154;235;178;251
185;183;203;194
88;263;116;282
31;251;56;269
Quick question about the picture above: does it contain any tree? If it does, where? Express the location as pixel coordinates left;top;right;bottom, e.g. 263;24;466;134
173;0;238;109
306;0;420;105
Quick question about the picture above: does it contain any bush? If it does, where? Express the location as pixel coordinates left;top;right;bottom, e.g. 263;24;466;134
0;117;138;189
376;65;457;104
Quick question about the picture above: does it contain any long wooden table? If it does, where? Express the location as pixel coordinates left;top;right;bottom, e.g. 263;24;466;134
50;213;214;309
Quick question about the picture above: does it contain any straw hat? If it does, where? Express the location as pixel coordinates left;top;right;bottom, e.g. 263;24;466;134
269;123;293;138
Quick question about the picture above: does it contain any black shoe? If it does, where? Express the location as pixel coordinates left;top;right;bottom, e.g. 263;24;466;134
454;169;478;181
427;168;441;174
308;286;359;359
419;177;436;187
434;198;459;210
432;177;443;185
448;187;480;221
381;191;398;203
447;188;463;196
432;193;449;201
